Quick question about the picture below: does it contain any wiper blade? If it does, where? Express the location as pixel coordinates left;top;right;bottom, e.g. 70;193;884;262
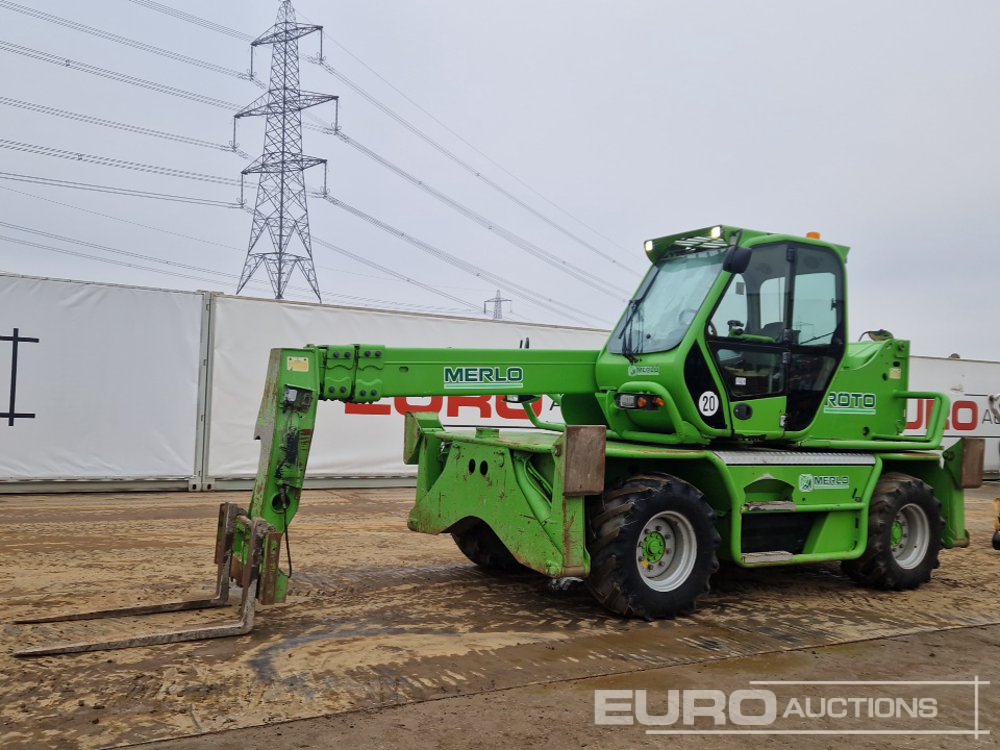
619;299;641;363
617;266;659;364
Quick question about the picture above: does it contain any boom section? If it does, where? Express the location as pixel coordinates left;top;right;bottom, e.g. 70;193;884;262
244;344;599;548
318;344;600;401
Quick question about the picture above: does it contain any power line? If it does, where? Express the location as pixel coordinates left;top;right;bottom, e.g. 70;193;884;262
0;139;241;186
121;2;629;271
0;227;471;314
335;128;628;298
311;236;481;314
0;73;615;308
319;194;602;326
0;40;238;110
5;9;630;295
0;172;240;207
127;0;253;42
0;97;247;157
0;1;250;79
297;9;631;255
0;95;619;297
0;183;240;251
0;184;483;312
1;6;614;318
0;232;241;286
312;58;629;273
0;220;246;278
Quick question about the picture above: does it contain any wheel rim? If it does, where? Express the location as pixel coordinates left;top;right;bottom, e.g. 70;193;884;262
635;510;697;592
891;502;930;569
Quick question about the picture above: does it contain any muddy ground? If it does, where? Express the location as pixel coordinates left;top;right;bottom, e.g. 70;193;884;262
1;484;998;749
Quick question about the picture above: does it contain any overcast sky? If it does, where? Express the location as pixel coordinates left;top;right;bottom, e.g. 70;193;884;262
1;1;998;359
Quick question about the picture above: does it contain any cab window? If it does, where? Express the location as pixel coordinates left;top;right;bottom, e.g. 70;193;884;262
706;244;845;416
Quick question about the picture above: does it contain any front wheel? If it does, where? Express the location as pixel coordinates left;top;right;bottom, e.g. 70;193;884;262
451;520;529;573
586;473;719;619
842;472;943;590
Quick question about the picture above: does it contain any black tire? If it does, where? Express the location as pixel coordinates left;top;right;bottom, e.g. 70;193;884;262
451;520;528;573
586;472;720;619
842;472;943;590
991;532;1000;552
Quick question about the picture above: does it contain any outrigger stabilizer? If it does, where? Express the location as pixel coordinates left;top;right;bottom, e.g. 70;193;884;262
14;503;285;657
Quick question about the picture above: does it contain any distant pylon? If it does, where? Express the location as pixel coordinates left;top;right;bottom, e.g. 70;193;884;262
484;290;512;320
234;0;337;301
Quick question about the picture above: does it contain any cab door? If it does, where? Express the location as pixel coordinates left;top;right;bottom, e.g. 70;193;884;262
704;243;845;440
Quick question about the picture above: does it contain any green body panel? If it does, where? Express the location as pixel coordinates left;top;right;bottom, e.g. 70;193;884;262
404;416;589;576
238;225;970;593
799;340;911;445
720;462;881;564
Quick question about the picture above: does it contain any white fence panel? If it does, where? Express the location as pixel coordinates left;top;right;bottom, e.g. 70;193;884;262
205;295;608;480
3;274;996;487
0;275;203;481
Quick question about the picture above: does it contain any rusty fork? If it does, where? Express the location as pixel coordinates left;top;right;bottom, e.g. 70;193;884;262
14;503;271;657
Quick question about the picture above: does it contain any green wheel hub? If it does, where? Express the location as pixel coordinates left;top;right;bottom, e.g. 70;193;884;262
635;510;698;592
891;502;931;569
890;520;904;547
642;532;667;564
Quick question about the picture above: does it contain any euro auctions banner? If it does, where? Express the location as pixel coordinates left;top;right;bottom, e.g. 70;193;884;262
908;357;1000;475
205;295;609;480
0;274;203;481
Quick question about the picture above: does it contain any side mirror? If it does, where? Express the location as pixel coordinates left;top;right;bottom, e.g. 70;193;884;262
723;245;751;274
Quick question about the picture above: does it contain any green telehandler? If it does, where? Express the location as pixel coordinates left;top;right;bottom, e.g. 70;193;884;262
16;225;984;656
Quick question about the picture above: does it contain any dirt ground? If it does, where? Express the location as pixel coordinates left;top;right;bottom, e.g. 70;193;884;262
2;484;998;750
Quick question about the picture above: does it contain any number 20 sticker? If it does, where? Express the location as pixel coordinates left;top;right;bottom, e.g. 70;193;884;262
699;391;719;416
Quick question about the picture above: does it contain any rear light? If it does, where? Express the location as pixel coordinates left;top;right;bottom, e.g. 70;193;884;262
615;393;666;411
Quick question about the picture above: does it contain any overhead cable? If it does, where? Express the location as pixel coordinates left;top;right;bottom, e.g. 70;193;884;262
0;97;246;156
335;129;628;298
310;236;481;314
319;194;602;326
127;0;253;42
0;1;250;79
313;59;627;272
298;9;630;255
0;183;473;306
0;171;240;207
0;139;240;185
124;1;628;271
0;40;238;110
0;229;470;314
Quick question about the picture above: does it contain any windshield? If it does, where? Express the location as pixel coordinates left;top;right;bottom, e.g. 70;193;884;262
608;249;726;358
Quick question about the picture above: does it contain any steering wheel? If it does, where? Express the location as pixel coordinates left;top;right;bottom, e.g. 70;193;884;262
707;320;717;337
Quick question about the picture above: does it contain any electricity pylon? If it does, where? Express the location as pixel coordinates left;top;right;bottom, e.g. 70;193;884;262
235;0;336;301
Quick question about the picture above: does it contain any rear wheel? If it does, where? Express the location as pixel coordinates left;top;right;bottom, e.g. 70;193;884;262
451;520;528;573
843;472;943;589
586;473;719;619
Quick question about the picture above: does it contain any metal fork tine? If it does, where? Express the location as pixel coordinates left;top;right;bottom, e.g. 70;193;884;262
13;504;269;658
15;502;241;626
13;597;229;624
14;581;258;657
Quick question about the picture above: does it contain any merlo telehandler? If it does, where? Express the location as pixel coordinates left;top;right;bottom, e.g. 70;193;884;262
16;225;984;656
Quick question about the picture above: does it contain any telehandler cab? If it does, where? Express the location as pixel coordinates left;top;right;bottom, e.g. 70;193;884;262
16;225;983;656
